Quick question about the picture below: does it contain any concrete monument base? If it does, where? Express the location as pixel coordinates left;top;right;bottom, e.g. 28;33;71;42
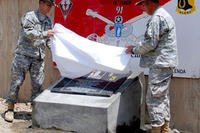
32;72;144;133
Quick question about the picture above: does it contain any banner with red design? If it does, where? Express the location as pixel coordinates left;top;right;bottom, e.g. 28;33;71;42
54;0;200;78
54;0;169;38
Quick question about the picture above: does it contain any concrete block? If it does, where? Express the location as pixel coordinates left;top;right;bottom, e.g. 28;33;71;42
32;72;143;133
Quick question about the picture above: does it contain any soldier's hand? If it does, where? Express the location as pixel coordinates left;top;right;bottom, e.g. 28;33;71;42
125;45;134;54
47;29;55;37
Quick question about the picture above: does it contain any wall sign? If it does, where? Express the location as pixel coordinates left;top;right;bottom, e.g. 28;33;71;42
54;0;200;78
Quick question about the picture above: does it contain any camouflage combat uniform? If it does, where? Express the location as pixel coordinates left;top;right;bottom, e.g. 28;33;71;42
132;7;178;127
6;10;52;103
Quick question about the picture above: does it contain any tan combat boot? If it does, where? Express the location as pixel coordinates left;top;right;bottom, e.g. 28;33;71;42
151;127;161;133
4;103;14;122
161;122;170;133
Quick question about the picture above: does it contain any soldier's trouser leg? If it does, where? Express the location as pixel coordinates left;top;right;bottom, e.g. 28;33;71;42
6;54;30;104
30;59;44;101
146;67;173;128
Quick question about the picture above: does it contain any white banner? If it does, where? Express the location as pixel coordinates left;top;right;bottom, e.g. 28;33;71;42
52;24;131;79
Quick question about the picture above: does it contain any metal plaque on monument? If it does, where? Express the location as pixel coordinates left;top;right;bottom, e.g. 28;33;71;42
50;70;134;97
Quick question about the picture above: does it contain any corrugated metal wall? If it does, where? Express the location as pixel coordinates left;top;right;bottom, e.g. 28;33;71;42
0;0;199;133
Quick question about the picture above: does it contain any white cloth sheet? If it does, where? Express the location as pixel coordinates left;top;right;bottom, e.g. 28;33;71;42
51;23;131;78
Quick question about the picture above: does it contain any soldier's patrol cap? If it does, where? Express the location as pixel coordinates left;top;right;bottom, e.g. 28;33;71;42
41;0;54;6
135;0;159;6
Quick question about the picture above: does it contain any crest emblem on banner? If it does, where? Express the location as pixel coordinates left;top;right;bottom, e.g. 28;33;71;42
59;0;73;20
176;0;196;15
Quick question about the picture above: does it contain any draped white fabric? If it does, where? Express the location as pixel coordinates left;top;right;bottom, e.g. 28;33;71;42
51;24;131;78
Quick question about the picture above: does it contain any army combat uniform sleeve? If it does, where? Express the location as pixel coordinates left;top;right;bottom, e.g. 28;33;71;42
46;32;52;49
21;13;49;40
133;16;160;54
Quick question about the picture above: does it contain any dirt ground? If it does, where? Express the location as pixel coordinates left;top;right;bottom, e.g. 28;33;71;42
0;98;71;133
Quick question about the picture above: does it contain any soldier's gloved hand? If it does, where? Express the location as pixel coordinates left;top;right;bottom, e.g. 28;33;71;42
47;29;55;37
125;45;135;54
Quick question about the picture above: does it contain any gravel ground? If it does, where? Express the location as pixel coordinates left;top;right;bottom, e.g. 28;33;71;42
0;98;71;133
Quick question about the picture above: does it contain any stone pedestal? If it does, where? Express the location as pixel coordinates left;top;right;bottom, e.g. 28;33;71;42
32;72;144;133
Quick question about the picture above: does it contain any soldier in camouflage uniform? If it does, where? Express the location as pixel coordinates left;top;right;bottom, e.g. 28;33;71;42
4;0;55;122
126;0;178;133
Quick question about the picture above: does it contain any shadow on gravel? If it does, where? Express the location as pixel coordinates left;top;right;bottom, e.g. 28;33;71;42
14;111;32;120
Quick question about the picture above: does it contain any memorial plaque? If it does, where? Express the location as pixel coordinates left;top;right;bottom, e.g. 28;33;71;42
51;70;133;97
